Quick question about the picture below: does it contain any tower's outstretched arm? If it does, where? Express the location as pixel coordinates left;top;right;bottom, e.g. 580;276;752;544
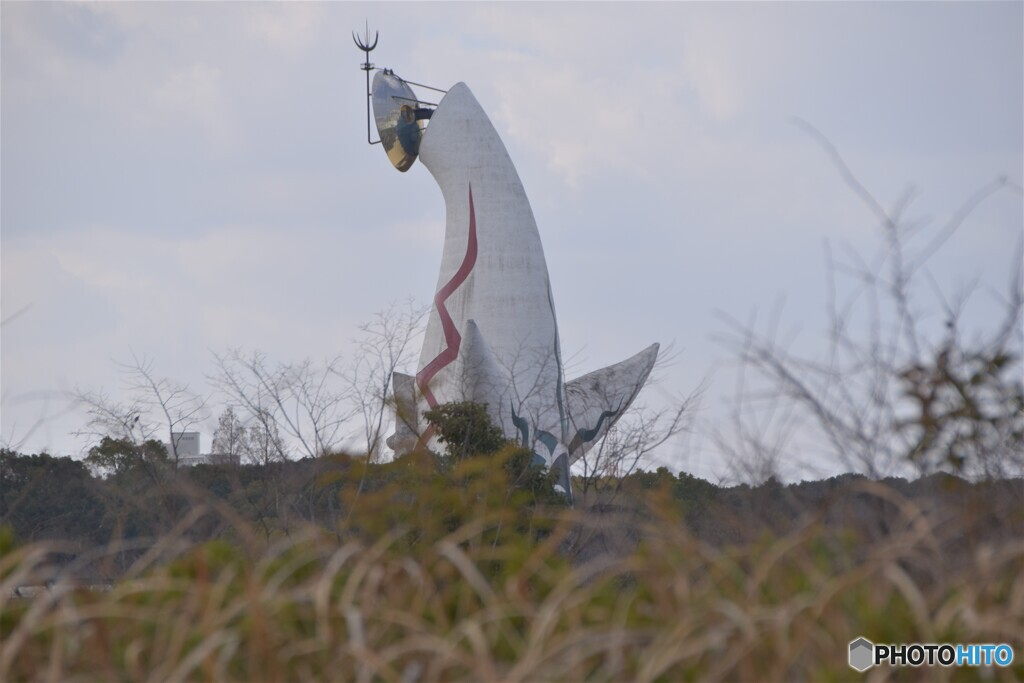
564;344;660;464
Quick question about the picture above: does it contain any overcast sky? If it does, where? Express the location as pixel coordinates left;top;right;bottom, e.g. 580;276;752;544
3;2;1021;481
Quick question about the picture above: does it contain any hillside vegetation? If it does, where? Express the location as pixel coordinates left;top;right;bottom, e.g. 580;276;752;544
2;442;1022;681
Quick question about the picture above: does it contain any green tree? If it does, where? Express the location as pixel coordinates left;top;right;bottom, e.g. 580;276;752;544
423;401;566;505
0;450;107;546
85;436;168;480
423;401;508;466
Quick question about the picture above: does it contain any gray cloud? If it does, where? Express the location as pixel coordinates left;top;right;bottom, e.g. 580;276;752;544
2;3;1020;479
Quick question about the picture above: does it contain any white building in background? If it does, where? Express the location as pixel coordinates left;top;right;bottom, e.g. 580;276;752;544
169;431;208;467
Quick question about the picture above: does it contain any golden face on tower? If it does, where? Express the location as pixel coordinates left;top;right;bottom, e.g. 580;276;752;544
371;71;425;172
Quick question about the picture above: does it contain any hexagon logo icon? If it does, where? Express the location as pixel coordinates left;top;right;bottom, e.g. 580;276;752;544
849;637;874;672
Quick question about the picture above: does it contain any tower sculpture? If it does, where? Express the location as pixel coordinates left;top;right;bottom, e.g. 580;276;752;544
355;31;658;500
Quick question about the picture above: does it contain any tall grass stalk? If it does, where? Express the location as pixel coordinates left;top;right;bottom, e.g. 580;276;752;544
2;483;1021;682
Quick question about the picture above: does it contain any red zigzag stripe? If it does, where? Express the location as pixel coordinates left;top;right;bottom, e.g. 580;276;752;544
416;184;478;410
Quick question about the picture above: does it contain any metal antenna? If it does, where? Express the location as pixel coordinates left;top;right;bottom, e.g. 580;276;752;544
353;21;380;145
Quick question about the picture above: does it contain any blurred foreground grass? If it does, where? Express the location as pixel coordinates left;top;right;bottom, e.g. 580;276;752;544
2;459;1022;682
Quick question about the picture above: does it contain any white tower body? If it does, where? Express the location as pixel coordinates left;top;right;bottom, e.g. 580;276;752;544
415;83;566;460
379;78;660;499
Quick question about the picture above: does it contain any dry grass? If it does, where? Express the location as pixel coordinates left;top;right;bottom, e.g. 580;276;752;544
2;481;1022;683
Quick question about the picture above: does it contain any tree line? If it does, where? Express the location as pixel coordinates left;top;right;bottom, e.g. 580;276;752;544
4;404;1020;584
